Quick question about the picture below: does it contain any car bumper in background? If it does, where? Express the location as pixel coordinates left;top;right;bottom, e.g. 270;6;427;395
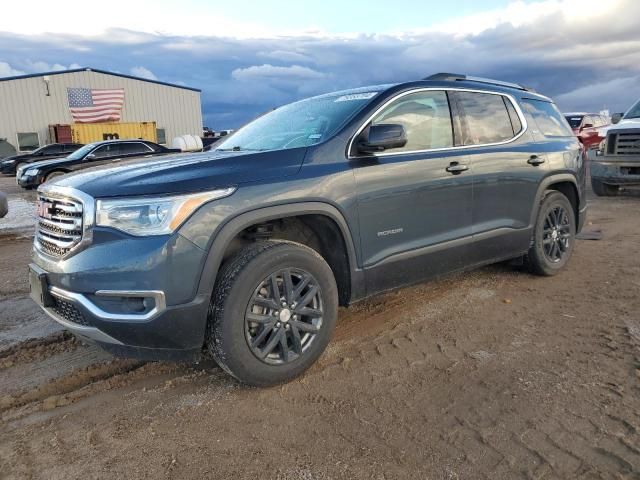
591;156;640;185
17;174;42;188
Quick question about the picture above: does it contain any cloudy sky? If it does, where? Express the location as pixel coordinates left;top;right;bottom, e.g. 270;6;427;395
1;0;639;128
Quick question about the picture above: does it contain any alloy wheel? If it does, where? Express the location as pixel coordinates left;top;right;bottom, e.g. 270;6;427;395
245;268;323;365
543;206;571;263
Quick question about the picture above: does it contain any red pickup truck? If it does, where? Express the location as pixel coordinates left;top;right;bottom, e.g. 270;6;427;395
564;112;611;149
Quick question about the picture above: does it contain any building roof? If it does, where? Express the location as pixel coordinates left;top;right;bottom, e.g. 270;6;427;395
0;67;200;92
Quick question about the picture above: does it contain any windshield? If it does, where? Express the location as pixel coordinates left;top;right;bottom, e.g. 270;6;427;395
625;99;640;119
215;90;383;152
565;115;584;129
67;143;97;160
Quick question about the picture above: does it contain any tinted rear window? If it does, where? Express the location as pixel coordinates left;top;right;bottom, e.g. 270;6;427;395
456;92;517;145
522;99;573;137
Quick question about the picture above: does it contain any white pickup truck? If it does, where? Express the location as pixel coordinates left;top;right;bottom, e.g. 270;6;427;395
592;99;640;196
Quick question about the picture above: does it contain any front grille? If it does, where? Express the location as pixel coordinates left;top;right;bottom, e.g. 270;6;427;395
51;297;89;326
608;132;640;156
35;194;83;258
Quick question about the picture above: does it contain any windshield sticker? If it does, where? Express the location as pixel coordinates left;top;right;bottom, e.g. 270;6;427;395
334;92;378;102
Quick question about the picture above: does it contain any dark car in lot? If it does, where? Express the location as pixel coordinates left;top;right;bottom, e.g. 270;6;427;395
28;73;586;386
564;112;610;149
0;143;84;175
16;140;179;188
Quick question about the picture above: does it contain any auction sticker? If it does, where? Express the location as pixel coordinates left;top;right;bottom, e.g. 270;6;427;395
334;92;378;102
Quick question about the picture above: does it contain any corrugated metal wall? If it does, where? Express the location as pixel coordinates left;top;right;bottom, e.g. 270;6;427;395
0;70;202;151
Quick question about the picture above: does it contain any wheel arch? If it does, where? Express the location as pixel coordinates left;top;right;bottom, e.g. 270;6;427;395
530;174;580;228
195;202;365;306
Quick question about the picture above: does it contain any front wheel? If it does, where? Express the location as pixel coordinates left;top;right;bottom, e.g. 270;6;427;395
206;241;338;386
525;191;576;276
591;178;619;196
44;170;66;183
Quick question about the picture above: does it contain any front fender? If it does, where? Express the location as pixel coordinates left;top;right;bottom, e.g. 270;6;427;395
181;201;365;304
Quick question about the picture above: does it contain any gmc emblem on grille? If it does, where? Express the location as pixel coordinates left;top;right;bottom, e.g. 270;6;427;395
36;201;53;219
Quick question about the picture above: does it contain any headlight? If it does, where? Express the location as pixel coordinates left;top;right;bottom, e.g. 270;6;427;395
96;188;236;236
25;169;39;176
2;159;15;165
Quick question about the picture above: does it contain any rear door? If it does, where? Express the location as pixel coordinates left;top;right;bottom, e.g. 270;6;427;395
352;89;474;295
451;90;549;263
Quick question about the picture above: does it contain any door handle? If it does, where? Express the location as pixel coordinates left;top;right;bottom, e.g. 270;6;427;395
527;155;546;166
446;162;469;174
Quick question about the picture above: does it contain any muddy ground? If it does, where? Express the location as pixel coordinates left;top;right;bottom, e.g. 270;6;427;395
0;174;639;479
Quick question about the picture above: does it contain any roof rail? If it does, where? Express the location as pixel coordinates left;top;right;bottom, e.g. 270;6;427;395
424;73;536;92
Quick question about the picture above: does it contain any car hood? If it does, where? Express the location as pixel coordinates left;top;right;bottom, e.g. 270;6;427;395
601;118;640;135
1;152;35;163
20;156;68;170
53;148;308;198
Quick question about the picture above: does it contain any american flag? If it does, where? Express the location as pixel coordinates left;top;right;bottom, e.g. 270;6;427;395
67;87;125;123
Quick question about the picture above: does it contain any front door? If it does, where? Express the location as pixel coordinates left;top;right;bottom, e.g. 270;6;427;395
351;89;474;295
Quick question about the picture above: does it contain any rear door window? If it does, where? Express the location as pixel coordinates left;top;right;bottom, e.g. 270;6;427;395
455;92;518;145
91;144;120;159
120;142;153;156
41;145;63;155
521;99;574;137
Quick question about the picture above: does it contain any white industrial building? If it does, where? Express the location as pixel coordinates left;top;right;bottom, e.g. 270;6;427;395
0;67;202;155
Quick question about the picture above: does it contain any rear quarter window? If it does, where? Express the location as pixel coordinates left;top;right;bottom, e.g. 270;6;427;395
522;99;573;137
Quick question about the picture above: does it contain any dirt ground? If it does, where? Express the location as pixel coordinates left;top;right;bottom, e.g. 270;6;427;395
0;175;639;479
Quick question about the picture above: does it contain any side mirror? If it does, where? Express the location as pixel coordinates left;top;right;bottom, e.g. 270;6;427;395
611;113;623;124
85;153;96;160
357;124;407;154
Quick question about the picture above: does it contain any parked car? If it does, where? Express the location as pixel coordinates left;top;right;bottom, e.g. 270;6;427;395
0;191;7;218
0;143;84;175
564;112;610;149
591;98;640;195
28;73;586;386
16;140;179;188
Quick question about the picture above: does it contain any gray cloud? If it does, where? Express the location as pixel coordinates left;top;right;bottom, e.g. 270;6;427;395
1;1;640;128
130;66;158;80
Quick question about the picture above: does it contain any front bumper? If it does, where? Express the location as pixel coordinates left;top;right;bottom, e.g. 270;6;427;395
30;222;212;361
1;163;17;175
591;155;640;185
31;271;210;361
17;173;43;188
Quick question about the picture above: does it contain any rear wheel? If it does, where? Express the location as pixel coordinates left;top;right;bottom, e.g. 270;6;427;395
591;178;619;196
525;191;576;276
44;170;66;183
206;241;338;386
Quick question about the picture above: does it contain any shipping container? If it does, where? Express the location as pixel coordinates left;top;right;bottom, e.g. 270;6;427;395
69;122;157;144
49;124;72;143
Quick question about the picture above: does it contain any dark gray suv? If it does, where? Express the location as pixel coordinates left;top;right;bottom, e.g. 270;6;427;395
29;73;587;386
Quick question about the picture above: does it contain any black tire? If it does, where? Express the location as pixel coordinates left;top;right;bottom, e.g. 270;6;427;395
206;240;338;387
44;170;66;183
525;191;576;276
591;178;618;196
